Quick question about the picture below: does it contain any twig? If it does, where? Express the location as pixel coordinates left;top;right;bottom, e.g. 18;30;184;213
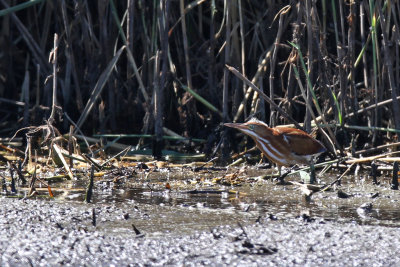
101;146;132;167
320;163;356;192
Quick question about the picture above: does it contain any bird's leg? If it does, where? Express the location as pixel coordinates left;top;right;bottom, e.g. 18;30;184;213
277;166;289;184
309;162;316;184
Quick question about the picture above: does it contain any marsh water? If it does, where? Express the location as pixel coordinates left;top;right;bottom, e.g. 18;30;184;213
42;166;400;235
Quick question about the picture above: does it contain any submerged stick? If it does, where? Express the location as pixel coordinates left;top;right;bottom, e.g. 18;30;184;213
85;165;95;203
1;173;7;194
9;163;16;193
10;162;27;184
391;162;399;190
92;207;96;226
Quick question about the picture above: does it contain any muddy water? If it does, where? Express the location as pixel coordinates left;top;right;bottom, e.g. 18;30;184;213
55;167;400;236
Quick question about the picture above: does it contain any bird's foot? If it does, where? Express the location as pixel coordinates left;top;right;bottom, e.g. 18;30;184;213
275;166;298;185
275;169;292;185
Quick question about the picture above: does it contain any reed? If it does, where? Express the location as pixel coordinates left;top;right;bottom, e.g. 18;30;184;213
0;0;399;160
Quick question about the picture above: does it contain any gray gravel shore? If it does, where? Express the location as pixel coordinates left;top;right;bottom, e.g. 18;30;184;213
1;197;399;266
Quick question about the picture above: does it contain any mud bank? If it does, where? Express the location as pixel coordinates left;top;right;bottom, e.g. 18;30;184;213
1;196;399;266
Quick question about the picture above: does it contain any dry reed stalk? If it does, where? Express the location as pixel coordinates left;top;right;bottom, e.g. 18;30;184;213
49;33;59;123
180;0;193;90
227;65;302;130
127;0;135;79
377;4;400;134
22;70;30;127
305;0;313;132
269;6;289;127
0;0;49;73
221;0;232;160
153;50;162;158
2;1;400;163
360;2;369;89
347;1;358;118
233;47;273;122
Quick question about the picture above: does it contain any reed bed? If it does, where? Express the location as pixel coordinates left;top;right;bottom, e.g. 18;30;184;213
0;0;399;163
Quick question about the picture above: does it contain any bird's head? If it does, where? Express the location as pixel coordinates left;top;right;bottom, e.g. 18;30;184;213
224;118;269;139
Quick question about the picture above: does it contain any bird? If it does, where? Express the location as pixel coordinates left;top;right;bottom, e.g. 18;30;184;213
224;118;326;181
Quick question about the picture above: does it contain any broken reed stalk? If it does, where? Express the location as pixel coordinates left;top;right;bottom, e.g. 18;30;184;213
28;150;38;196
52;142;73;180
345;95;400;119
371;161;378;185
68;125;74;168
85;165;95;203
354;141;400;156
49;33;58;123
64;113;92;153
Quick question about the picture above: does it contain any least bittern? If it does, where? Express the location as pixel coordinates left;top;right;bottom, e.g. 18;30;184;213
225;118;326;180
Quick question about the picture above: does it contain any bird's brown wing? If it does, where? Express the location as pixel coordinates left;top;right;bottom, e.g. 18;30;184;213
274;127;324;155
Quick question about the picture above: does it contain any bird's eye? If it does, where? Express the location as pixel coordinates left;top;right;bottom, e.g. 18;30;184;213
248;125;255;131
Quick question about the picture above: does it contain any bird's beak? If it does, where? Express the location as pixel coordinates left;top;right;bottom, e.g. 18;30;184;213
224;123;247;130
224;122;258;139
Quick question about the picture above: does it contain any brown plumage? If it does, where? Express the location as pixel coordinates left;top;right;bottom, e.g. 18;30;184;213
225;118;326;174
